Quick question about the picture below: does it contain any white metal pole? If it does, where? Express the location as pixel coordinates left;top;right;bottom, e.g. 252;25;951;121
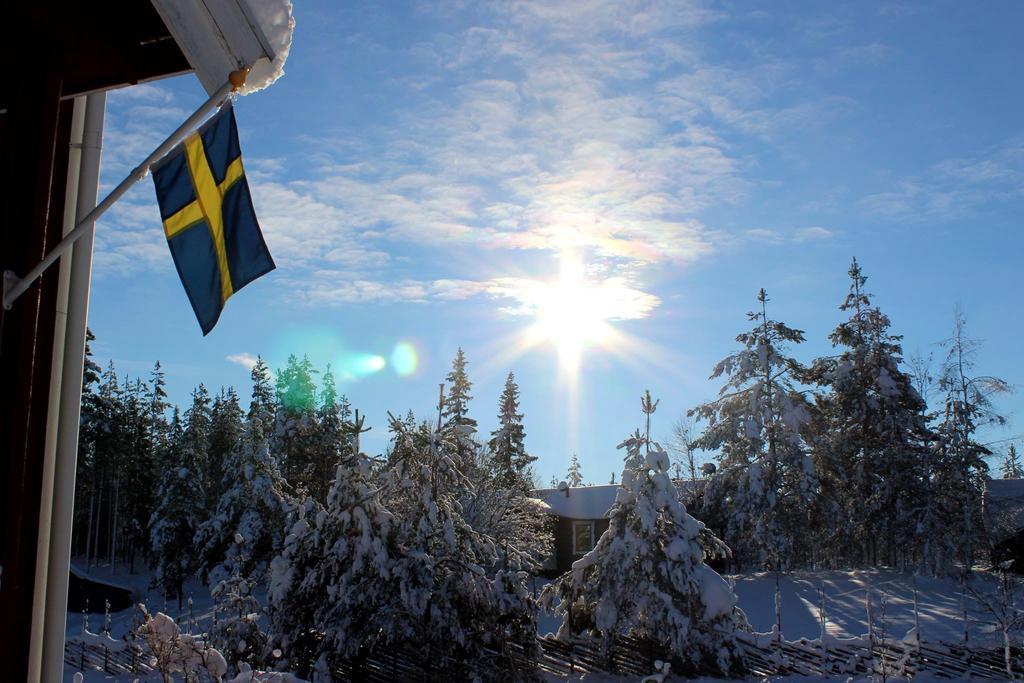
39;90;106;683
27;94;87;683
1;78;236;311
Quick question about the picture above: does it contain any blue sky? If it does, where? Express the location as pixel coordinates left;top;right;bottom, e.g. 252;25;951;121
88;0;1023;484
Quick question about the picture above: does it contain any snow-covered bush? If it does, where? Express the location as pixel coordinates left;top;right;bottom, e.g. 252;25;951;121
543;429;744;677
209;538;269;676
135;604;228;682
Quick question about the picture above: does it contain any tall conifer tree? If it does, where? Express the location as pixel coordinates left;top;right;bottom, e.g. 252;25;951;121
691;289;815;568
808;258;933;567
488;372;534;492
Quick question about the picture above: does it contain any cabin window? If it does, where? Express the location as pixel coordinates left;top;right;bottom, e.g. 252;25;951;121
572;521;595;554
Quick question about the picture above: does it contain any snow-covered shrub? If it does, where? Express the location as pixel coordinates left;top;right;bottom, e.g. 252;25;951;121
543;430;744;677
460;479;554;572
210;540;269;676
135;604;228;682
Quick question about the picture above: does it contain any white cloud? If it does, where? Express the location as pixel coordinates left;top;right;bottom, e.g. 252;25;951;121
794;226;836;241
744;226;837;245
92;3;858;311
861;137;1024;219
226;353;259;370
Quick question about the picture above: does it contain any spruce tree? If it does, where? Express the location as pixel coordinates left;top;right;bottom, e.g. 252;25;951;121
310;365;344;504
195;413;293;588
207;387;244;512
691;289;815;568
268;447;398;677
443;347;477;434
147;361;170;442
82;362;123;569
383;416;537;677
183;384;213;505
209;539;268;677
543;412;742;676
150;408;204;608
807;258;933;567
273;354;320;492
1003;445;1022;479
488;372;535;492
119;377;158;571
566;453;584;487
74;330;103;559
248;356;275;441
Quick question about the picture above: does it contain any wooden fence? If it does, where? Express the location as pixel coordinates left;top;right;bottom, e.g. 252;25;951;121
67;630;1023;680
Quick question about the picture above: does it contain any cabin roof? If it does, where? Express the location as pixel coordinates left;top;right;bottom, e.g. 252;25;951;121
984;478;1024;541
532;479;704;521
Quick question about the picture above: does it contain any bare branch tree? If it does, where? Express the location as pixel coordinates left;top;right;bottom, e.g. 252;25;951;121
670;413;699;481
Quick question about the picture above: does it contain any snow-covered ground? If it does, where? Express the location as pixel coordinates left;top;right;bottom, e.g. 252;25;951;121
66;565;1018;680
537;567;1016;646
64;559;217;645
731;567;1014;646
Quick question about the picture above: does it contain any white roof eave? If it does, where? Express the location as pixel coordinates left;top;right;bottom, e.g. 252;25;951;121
151;0;293;95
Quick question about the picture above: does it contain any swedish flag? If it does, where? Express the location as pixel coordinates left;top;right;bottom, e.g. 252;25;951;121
152;103;274;335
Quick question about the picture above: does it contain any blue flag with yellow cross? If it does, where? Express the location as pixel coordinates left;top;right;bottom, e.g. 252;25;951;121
151;102;274;335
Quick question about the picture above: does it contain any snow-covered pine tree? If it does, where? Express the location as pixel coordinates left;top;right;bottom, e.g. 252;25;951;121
273;354;320;493
566;452;584;487
268;445;398;678
309;364;345;504
542;418;742;677
248;356;275;441
488;371;535;492
78;361;123;568
1002;445;1022;479
807;258;933;567
383;414;537;677
194;412;294;588
933;307;1010;573
691;288;815;569
209;535;268;676
441;348;479;475
208;387;244;513
119;377;159;572
443;348;477;434
150;407;205;608
147;361;171;444
183;383;213;506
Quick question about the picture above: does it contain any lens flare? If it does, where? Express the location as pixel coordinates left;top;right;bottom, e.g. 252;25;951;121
391;342;419;376
344;353;386;378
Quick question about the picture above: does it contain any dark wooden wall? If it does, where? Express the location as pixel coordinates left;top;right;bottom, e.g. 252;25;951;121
0;4;188;679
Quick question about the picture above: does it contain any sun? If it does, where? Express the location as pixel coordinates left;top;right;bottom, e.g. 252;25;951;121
526;257;615;372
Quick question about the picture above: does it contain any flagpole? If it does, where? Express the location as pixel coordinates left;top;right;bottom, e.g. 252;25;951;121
1;69;247;311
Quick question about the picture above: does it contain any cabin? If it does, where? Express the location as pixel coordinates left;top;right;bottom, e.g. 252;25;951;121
66;565;135;614
533;480;704;576
984;478;1024;571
